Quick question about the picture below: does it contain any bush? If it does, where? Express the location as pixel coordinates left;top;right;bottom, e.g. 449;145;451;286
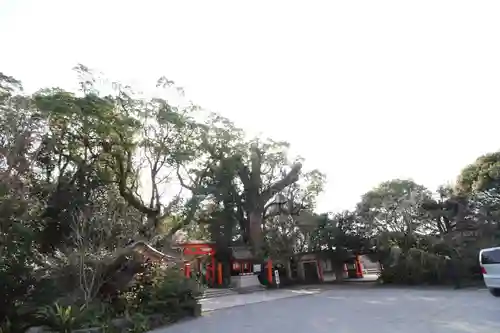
18;262;202;332
35;303;86;333
3;257;203;333
0;217;45;331
379;247;484;286
379;249;449;285
112;262;203;326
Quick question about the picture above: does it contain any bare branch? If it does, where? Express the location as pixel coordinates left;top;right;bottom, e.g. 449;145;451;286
261;162;302;204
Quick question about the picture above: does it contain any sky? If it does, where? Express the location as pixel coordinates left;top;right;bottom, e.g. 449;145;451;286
1;0;500;213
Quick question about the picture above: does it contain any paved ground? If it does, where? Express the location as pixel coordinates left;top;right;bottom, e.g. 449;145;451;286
199;287;322;311
153;285;500;333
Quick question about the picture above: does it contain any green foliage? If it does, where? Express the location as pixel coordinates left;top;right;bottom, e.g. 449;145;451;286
379;245;484;286
0;68;209;331
114;262;203;324
309;211;371;254
36;303;86;333
307;168;500;285
76;303;114;329
356;179;433;236
4;61;500;333
18;262;202;331
379;249;449;285
0;181;45;330
125;313;150;333
457;152;500;194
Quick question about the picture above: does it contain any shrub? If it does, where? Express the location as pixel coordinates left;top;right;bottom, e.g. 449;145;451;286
36;303;86;333
379;250;449;285
113;262;203;325
379;245;486;286
0;218;43;331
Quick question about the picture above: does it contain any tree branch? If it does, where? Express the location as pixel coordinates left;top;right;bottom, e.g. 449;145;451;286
250;143;262;194
236;160;252;190
165;194;205;238
261;162;302;203
108;146;158;216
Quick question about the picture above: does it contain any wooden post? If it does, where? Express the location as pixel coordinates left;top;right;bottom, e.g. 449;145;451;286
267;259;273;285
217;262;223;286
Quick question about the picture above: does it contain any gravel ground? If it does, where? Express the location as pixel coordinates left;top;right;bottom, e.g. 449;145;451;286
153;285;500;333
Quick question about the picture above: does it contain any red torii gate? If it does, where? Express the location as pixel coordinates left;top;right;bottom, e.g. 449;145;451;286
175;241;221;285
175;241;279;286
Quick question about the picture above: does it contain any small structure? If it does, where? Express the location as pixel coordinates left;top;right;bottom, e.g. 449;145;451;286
173;241;266;289
293;252;324;283
174;241;220;286
230;246;262;289
289;250;378;284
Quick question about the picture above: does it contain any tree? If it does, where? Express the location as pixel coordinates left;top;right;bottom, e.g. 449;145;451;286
356;179;433;238
0;72;57;325
453;151;500;243
456;152;500;195
194;136;309;256
48;67;229;257
420;185;468;236
105;80;207;243
264;168;326;256
308;211;370;253
1;66;336;330
0;68;212;329
234;140;303;255
33;86;135;251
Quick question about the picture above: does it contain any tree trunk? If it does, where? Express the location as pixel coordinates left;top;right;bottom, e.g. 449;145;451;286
237;146;303;257
249;210;264;256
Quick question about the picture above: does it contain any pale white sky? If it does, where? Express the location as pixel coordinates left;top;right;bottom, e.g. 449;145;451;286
1;0;500;213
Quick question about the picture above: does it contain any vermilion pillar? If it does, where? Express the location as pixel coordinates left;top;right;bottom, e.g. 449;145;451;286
267;259;273;285
217;262;223;285
355;255;363;278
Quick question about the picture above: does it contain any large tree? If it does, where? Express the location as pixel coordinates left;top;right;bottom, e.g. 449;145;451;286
456;152;500;195
197;136;309;255
234;140;304;255
263;168;326;258
356;179;433;238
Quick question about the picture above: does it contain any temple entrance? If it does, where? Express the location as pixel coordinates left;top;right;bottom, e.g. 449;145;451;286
193;256;215;284
175;242;268;289
303;261;320;283
175;241;222;287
